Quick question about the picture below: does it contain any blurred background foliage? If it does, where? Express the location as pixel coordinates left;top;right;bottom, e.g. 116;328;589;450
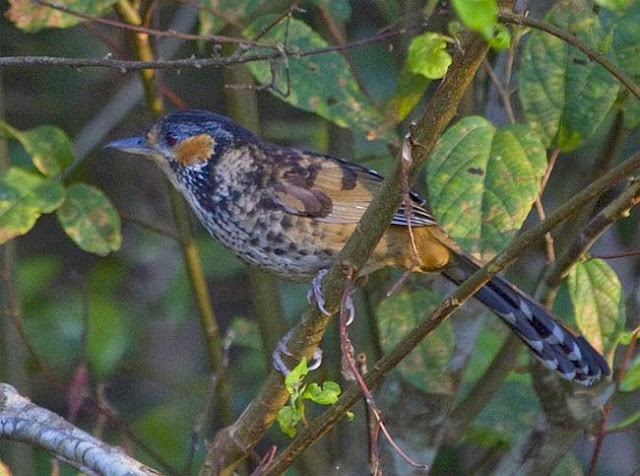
0;0;639;474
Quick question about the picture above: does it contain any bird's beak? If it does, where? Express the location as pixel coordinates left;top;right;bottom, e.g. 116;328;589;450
105;136;155;156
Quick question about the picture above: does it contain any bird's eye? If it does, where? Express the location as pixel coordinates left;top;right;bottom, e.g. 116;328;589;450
165;132;179;147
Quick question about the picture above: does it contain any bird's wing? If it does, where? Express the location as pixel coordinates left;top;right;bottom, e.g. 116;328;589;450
265;148;436;226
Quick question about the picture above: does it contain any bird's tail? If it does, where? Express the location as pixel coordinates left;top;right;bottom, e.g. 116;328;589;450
442;251;610;385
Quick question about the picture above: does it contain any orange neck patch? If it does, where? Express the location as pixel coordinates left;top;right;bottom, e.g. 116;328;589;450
174;134;215;166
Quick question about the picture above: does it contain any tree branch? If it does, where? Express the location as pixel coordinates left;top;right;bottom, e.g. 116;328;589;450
0;384;159;476
0;25;415;71
540;178;640;301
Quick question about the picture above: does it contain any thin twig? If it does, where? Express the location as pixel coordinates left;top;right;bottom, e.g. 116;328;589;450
484;60;516;124
537;148;560;263
251;3;300;42
337;265;428;472
401;137;420;260
0;25;417;71
591;250;640;260
119;209;179;240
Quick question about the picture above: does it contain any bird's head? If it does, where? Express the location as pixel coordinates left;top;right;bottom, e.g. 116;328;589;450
106;110;258;190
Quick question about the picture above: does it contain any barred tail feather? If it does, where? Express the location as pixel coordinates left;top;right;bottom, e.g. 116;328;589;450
443;253;610;386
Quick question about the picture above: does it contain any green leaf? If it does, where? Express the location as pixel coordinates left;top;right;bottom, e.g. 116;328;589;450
0;122;73;177
617;329;638;345
464;425;511;449
452;0;498;39
0;167;65;244
285;358;309;395
198;236;246;278
460;322;507;384
557;259;625;364
302;381;341;405
277;405;301;438
17;256;61;300
518;0;620;150
623;93;640;129
244;16;396;143
475;379;539;439
56;183;121;256
5;0;117;32
383;68;430;125
489;23;511;50
229;316;262;350
382;32;452;125
620;355;640;392
426;117;547;260
377;289;455;394
407;32;452;80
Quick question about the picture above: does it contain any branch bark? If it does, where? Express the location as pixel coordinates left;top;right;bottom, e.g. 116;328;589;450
0;383;159;476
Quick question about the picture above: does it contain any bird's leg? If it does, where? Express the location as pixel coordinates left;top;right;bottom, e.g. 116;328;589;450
273;269;358;375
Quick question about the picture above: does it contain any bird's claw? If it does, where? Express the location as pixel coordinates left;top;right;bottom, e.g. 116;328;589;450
307;269;356;325
272;329;324;375
308;269;331;316
343;293;355;326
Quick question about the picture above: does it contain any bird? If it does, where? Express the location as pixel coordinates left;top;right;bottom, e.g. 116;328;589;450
107;110;610;386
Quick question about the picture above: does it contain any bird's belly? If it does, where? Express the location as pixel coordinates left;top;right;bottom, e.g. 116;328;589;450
194;201;349;281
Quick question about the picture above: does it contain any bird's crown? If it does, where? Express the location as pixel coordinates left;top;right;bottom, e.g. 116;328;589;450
107;110;259;169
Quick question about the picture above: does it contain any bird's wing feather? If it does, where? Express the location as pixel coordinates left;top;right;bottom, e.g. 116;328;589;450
266;148;436;226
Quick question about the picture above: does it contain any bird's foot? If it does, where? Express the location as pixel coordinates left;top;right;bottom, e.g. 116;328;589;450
307;269;356;326
272;329;324;375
